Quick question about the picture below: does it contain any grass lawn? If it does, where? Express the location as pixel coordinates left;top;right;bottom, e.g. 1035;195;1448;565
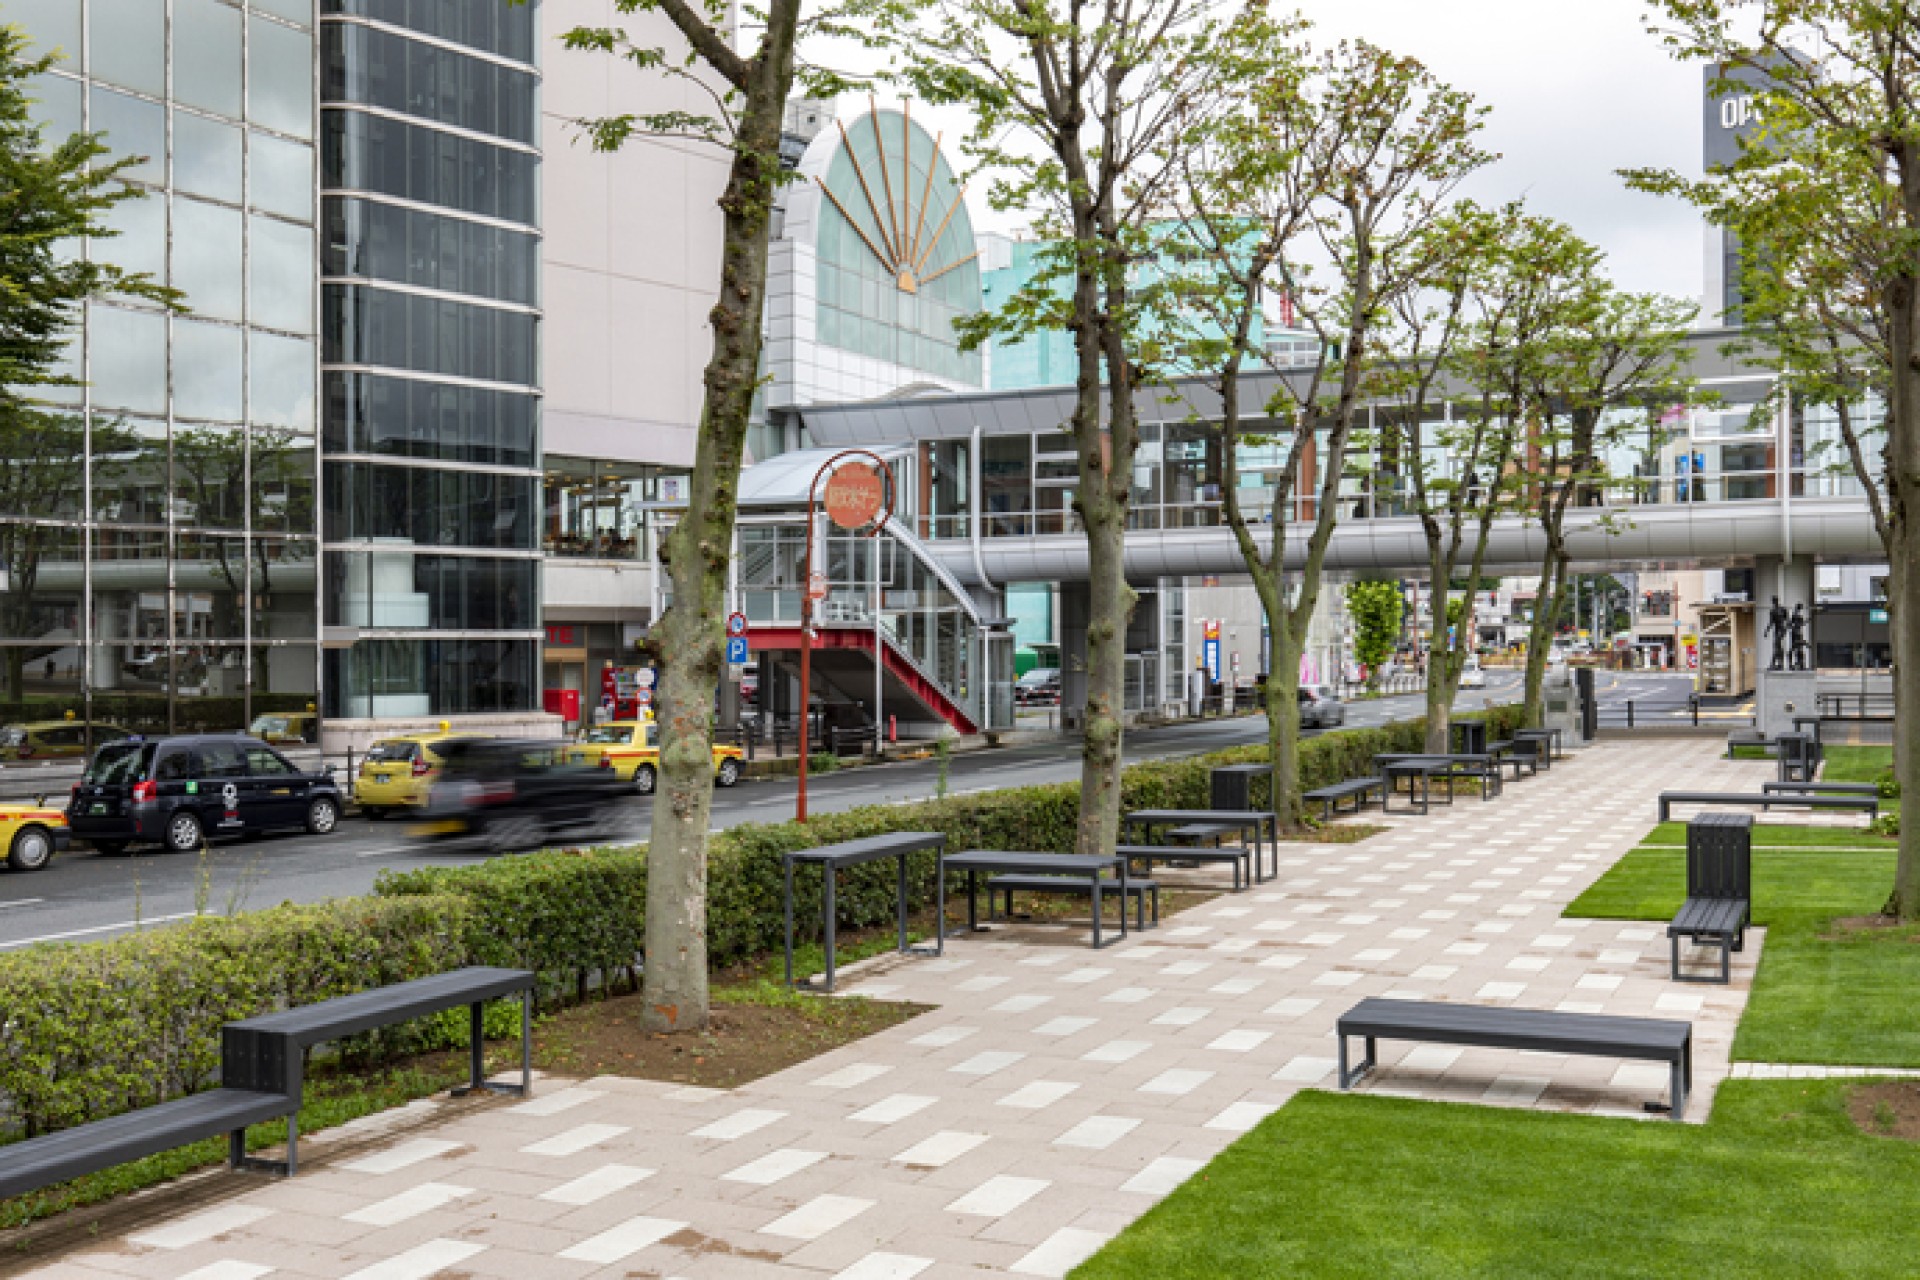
1072;1081;1920;1280
1637;820;1891;848
1565;836;1920;1065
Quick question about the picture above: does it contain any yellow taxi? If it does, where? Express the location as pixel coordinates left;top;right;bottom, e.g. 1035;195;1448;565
0;720;129;761
352;727;476;818
566;716;743;795
248;709;318;745
1;802;71;872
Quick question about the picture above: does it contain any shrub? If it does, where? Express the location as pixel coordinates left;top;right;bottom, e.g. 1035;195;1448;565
0;894;468;1140
1877;770;1901;800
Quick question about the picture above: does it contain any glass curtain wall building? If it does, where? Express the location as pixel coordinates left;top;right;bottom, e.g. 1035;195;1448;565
10;0;321;738
318;0;542;718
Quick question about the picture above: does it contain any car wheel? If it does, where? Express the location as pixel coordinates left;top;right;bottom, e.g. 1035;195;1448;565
634;764;657;796
90;839;130;857
716;757;741;788
7;825;55;873
164;810;204;854
486;814;542;855
306;796;340;835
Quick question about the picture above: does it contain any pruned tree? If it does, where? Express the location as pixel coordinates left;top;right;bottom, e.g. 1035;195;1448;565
1346;579;1403;691
562;0;855;1030
1167;22;1491;827
1627;0;1920;915
865;0;1230;855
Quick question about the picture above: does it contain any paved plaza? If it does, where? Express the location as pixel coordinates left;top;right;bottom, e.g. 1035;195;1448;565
21;738;1800;1280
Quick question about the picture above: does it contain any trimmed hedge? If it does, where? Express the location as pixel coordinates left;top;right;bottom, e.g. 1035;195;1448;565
0;895;468;1139
378;707;1525;990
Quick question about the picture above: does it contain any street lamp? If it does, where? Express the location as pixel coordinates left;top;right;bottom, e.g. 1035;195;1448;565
797;450;896;822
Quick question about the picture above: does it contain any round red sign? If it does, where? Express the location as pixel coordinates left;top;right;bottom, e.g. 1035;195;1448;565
823;462;886;529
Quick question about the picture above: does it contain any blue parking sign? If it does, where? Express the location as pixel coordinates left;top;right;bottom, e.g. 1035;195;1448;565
725;636;749;665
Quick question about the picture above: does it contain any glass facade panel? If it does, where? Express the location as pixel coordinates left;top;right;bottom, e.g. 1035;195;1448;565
324;637;536;718
252;437;317;534
171;423;247;529
542;458;673;560
250;332;317;428
248;16;314;139
92;190;166;291
174;0;244;118
13;0;81;64
325;462;535;550
88;305;168;413
90;87;165;184
92;418;169;526
323;285;537;385
255;0;315;27
323;24;537;144
320;111;538;224
322;197;538;305
90;0;164;96
320;0;535;63
323;372;536;466
171;320;245;422
250;132;314;221
249;215;315;333
0;412;88;521
171;197;244;320
325;551;535;630
173;110;244;202
27;73;84;140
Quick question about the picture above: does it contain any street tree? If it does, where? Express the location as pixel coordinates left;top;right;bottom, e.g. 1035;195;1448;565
1346;579;1403;691
561;0;848;1030
1628;0;1920;915
1;26;174;703
866;0;1229;855
1167;24;1491;826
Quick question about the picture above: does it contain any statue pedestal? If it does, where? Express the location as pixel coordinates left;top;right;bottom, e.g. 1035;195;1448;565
1544;669;1582;744
1756;669;1819;740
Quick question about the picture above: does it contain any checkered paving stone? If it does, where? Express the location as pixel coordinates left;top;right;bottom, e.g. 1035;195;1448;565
32;739;1795;1278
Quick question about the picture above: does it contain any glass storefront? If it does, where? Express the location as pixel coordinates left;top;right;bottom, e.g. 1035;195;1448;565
7;0;321;744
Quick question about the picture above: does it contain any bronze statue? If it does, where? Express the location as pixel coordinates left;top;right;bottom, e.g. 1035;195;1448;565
1788;603;1810;672
1763;595;1789;671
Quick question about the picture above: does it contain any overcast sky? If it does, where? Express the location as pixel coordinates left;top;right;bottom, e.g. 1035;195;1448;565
889;2;1712;311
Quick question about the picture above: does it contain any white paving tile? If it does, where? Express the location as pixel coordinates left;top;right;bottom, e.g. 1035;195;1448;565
911;1025;978;1048
1207;1029;1272;1053
1012;1227;1112;1277
507;1086;604;1117
1273;1055;1337;1083
1055;1115;1141;1149
1140;1068;1213;1096
993;993;1054;1014
947;1174;1051;1217
813;1062;893;1090
1059;967;1114;984
1399;1046;1462;1072
1482;1075;1551;1105
539;1163;655;1205
344;1183;472;1228
343;1240;487;1280
1162;959;1213;974
1264;997;1321;1018
692;1108;786;1141
951;1050;1025;1076
834;1254;933;1280
1655;993;1705;1014
849;1093;938;1125
999;1079;1081;1109
1206;1100;1280;1132
761;1194;874;1241
722;1147;827;1186
338;1139;462;1176
957;975;1011;992
177;1265;274;1280
1082;1039;1152;1064
556;1216;687;1265
1122;1155;1206;1196
130;1206;275;1250
1150;1006;1211;1027
1476;982;1528;1001
1033;1015;1099;1037
1101;986;1155;1004
521;1122;628;1156
893;1130;989;1167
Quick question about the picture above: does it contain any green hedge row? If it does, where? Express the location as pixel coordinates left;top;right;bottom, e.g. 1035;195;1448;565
0;896;468;1139
378;707;1525;988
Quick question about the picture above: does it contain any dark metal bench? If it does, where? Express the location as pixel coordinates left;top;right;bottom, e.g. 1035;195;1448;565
224;966;535;1175
988;873;1158;931
1116;842;1252;892
1511;729;1560;769
1656;791;1878;823
0;966;533;1198
1303;777;1384;822
1669;813;1751;984
1760;780;1880;797
1336;997;1694;1118
782;831;946;991
942;850;1132;949
1122;810;1277;884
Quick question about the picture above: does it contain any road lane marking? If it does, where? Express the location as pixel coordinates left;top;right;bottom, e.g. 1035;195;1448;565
354;845;424;859
0;898;44;910
0;911;197;949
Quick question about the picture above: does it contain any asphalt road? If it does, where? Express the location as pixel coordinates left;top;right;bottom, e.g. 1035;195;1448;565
0;672;1535;951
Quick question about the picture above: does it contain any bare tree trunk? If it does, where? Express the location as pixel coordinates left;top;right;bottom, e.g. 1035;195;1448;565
1521;551;1567;728
1423;569;1455;753
1077;495;1134;855
642;9;798;1032
1265;618;1306;826
1884;244;1920;917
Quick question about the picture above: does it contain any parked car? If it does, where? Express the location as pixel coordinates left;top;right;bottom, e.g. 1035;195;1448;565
0;801;71;872
1460;658;1487;689
410;738;632;853
1014;667;1062;706
565;716;743;795
0;720;129;762
67;734;343;854
1297;684;1346;728
354;728;478;818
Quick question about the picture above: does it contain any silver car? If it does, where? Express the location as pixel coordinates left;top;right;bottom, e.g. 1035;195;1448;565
1298;684;1346;728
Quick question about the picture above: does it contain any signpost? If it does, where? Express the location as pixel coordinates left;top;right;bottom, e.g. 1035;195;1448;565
726;612;747;638
725;636;749;665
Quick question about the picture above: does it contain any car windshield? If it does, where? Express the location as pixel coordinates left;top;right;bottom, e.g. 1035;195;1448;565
1017;669;1057;686
86;742;151;785
0;727;24;748
582;725;633;744
249;715;289;737
365;741;419;763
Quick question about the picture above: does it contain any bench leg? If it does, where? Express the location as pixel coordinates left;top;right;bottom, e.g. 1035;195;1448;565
1720;936;1731;985
1151;885;1160;926
1671;1059;1688;1121
1670;932;1680;983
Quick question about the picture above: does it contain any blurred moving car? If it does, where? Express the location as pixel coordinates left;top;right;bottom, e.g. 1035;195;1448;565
1297;684;1346;728
354;728;475;818
248;710;318;745
410;738;631;853
0;720;129;761
0;801;71;872
67;734;343;854
1014;667;1062;706
566;716;743;795
1460;657;1487;688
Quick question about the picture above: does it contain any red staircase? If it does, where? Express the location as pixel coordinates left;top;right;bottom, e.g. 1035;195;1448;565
747;625;979;735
